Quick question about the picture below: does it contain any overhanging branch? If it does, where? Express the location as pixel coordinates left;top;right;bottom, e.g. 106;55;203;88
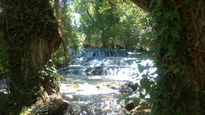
130;0;152;13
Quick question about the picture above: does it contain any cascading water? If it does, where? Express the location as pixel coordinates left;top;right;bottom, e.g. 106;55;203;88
58;48;157;115
59;48;142;79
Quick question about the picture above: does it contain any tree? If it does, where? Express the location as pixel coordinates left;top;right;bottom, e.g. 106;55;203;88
53;0;82;68
0;0;61;113
131;0;205;114
54;0;69;64
74;0;149;49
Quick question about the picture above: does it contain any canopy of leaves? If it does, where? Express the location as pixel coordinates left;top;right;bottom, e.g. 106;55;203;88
73;0;151;50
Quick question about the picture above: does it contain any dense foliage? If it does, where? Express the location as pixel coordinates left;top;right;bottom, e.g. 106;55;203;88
73;0;151;50
135;0;205;115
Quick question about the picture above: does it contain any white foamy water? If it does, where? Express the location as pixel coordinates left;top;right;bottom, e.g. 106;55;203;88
59;48;157;114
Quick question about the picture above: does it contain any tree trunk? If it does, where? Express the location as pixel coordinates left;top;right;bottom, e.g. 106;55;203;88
131;0;205;114
180;0;205;113
0;0;61;107
130;0;151;13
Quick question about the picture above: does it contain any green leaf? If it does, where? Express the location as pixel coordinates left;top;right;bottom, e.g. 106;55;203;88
132;98;140;107
173;68;180;74
170;27;180;38
158;25;169;36
167;44;175;56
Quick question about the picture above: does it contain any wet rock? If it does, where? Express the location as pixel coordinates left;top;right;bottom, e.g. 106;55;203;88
130;100;151;115
92;67;104;75
49;102;75;115
0;92;6;96
111;86;117;90
119;82;138;94
130;109;150;115
62;94;75;101
30;94;79;115
125;100;135;111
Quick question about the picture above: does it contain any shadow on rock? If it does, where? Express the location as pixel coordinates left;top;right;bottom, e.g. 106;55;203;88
119;82;138;94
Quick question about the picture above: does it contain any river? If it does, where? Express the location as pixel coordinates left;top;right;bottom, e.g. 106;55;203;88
58;48;157;115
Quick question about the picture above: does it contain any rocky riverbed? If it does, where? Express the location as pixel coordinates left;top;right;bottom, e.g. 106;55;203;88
58;48;157;114
60;77;127;115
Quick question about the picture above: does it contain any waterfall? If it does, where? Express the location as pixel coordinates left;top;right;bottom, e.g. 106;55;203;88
58;48;157;115
58;48;145;81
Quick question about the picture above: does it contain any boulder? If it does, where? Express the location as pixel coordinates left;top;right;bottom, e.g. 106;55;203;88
130;100;151;115
30;94;79;115
49;101;75;115
119;82;138;94
125;100;135;111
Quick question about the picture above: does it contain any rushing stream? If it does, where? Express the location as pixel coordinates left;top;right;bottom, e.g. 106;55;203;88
58;48;157;115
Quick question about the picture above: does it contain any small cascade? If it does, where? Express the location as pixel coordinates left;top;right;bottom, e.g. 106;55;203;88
59;48;157;115
76;48;129;58
58;48;144;80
